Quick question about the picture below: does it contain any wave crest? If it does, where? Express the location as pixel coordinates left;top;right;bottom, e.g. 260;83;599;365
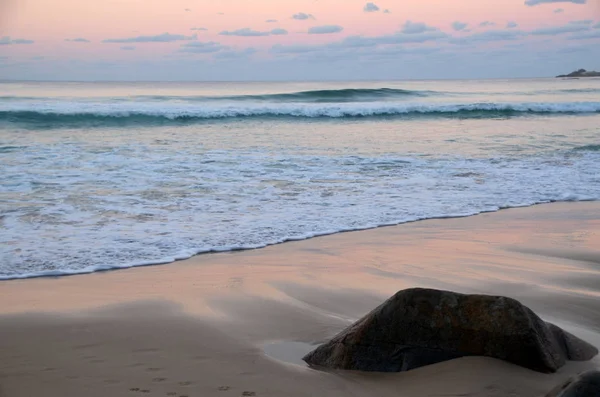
1;101;599;126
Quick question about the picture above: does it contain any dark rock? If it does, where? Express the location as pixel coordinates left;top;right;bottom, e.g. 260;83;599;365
303;288;598;373
546;371;600;397
557;69;600;78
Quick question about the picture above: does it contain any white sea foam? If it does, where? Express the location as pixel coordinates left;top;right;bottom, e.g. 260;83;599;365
1;144;599;279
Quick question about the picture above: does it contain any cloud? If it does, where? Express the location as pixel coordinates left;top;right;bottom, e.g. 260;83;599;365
65;38;90;43
270;28;288;36
191;27;208;31
383;9;391;13
374;31;448;44
452;21;468;31
479;21;496;27
271;44;320;54
271;30;448;56
308;25;344;34
292;13;314;20
364;2;380;12
266;19;278;23
554;8;564;12
217;12;225;15
0;36;34;45
556;43;591;53
220;28;269;37
401;21;438;34
102;33;197;43
525;0;586;6
185;8;191;12
530;21;591;35
506;21;519;28
568;30;600;39
179;41;228;53
570;20;593;25
219;28;288;37
121;46;136;51
214;48;257;60
450;29;526;44
594;22;600;29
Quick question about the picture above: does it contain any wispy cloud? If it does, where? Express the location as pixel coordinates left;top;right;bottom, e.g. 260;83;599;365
179;41;228;53
65;38;90;43
103;33;197;43
530;21;591;35
270;28;288;36
214;48;257;60
364;2;380;12
450;29;526;44
570;20;594;25
308;25;344;34
292;13;314;20
383;9;391;14
121;46;136;51
525;0;586;6
220;28;269;37
272;30;448;56
266;19;278;23
568;30;600;39
554;8;564;12
0;36;35;45
219;28;288;37
452;21;468;31
506;21;519;28
191;27;208;31
401;21;438;34
479;21;496;27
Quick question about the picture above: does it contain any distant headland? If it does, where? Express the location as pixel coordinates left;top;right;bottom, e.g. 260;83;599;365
556;69;600;78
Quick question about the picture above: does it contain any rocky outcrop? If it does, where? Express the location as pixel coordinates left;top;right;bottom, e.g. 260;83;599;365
546;371;600;397
303;288;597;373
556;69;600;78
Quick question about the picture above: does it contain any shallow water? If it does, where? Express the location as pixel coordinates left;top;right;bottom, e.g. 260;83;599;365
1;79;599;279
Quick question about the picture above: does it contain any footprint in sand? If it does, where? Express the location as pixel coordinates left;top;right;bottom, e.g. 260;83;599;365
218;386;231;391
178;381;193;386
152;377;167;382
146;367;162;372
242;392;256;396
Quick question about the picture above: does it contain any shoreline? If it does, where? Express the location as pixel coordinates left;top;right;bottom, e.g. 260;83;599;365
2;199;597;282
1;201;599;397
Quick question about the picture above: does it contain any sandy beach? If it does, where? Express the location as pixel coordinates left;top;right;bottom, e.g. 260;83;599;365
1;201;599;397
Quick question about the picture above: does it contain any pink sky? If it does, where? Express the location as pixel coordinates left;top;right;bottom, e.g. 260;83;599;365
2;0;596;47
1;0;599;80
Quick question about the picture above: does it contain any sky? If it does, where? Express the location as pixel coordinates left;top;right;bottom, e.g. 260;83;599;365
1;0;600;80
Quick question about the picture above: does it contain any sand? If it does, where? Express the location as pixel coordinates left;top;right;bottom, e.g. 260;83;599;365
1;202;599;397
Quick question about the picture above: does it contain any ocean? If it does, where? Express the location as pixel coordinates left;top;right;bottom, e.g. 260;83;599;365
1;79;599;279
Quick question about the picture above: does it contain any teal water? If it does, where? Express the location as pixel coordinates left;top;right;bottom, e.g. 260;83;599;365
1;79;599;279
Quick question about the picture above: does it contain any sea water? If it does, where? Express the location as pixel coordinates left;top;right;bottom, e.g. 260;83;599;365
1;79;599;279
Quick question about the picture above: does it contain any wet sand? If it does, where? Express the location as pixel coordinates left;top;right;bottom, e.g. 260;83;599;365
1;202;599;397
